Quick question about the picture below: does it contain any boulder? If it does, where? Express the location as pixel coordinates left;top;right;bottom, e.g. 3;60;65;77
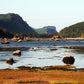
63;55;75;65
17;39;22;42
13;50;21;55
7;58;14;63
1;41;10;44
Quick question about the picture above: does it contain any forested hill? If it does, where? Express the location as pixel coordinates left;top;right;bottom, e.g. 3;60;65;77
0;27;13;38
59;22;84;37
0;13;36;33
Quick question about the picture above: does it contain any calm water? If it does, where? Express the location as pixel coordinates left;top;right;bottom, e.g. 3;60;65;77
0;41;84;69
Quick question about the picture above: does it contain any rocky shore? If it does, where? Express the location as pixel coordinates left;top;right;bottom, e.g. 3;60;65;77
17;65;84;72
0;37;84;42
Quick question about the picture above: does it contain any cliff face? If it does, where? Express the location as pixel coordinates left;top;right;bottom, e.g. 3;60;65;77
35;26;58;34
0;13;36;33
47;27;58;34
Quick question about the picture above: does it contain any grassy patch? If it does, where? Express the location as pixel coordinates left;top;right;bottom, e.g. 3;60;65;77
50;81;81;84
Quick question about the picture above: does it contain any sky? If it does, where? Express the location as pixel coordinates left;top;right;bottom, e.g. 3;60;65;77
0;0;84;32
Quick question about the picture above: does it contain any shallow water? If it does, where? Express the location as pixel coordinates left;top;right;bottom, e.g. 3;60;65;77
0;41;84;47
0;41;84;69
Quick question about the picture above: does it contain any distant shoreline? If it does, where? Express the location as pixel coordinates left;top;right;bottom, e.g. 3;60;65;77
65;37;84;40
0;37;84;42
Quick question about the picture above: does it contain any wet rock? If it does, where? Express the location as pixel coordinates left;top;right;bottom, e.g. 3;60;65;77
63;55;75;65
50;48;57;51
68;46;74;49
42;66;50;70
17;39;22;42
1;41;10;44
32;47;34;49
17;66;41;70
17;65;78;71
7;58;14;63
31;48;42;51
50;65;76;70
53;44;56;46
13;50;21;55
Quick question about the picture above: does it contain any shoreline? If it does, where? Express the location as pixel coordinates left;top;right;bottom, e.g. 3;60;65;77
1;65;84;72
0;37;84;42
12;65;84;72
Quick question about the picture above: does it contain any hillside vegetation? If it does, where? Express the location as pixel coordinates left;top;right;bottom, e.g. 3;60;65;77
0;27;13;38
0;13;84;38
0;13;36;33
59;22;84;37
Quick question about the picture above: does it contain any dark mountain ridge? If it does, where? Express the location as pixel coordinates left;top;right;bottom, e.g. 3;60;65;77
0;27;13;38
0;13;36;33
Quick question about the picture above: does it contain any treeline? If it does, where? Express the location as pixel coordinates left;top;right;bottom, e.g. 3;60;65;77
0;27;13;38
0;27;58;38
59;22;84;38
15;33;58;38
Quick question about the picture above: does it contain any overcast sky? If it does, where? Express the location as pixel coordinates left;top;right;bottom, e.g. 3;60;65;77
0;0;84;31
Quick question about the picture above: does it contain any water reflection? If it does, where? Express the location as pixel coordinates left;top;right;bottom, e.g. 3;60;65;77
7;62;14;65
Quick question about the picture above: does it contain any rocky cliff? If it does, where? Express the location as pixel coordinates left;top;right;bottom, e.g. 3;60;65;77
35;26;58;34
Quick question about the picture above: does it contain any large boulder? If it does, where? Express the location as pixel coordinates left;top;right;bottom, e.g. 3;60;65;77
13;50;21;55
7;58;15;65
63;55;75;65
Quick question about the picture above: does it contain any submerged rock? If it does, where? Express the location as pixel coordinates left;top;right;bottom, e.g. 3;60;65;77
13;50;21;55
50;48;57;51
63;55;75;65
